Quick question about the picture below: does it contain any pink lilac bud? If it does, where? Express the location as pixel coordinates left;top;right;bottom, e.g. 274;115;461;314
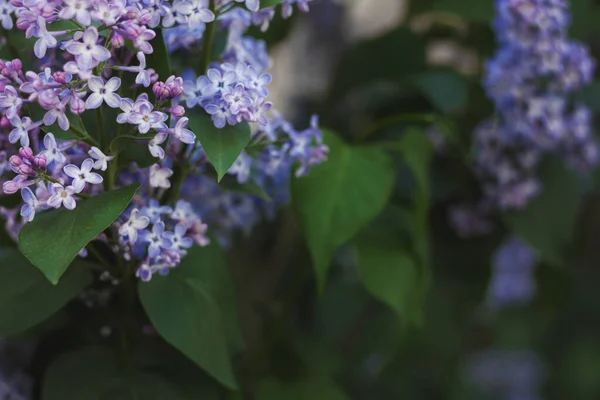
165;76;184;98
111;32;125;48
125;9;138;20
70;96;85;114
19;147;34;161
148;68;158;84
124;24;142;39
10;59;22;71
33;154;47;169
0;116;10;129
170;105;185;117
3;180;20;194
17;164;34;175
137;10;152;25
9;155;23;167
53;71;67;84
153;82;170;101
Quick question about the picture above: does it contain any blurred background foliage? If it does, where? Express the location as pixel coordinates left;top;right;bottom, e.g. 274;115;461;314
230;0;600;399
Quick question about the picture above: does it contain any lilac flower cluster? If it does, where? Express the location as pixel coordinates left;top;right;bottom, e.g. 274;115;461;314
473;0;597;210
163;0;315;50
119;199;209;281
0;0;324;282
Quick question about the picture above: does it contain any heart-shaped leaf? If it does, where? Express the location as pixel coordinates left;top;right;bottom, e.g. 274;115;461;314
291;130;395;291
139;244;242;389
19;184;140;284
187;109;251;181
0;249;92;336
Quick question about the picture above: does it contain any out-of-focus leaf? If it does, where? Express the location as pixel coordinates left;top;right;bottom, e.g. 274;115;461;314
0;249;92;336
414;71;470;114
257;376;348;400
504;157;582;267
433;0;494;23
292;130;395;291
138;244;241;389
260;0;286;8
19;184;140;284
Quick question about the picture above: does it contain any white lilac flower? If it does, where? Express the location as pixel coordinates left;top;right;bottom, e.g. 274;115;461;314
140;200;171;224
58;0;92;26
149;164;173;188
47;184;77;210
149;132;168;159
119;209;150;244
182;0;215;29
0;0;14;29
41;133;69;166
235;0;260;12
63;158;103;193
162;0;190;27
8;116;34;147
165;223;194;252
20;187;39;222
33;16;58;59
64;27;111;71
129;102;168;134
134;27;156;54
0;86;22;119
139;221;172;258
43;98;70;131
118;52;150;87
88;146;114;171
85;76;122;109
172;117;196;144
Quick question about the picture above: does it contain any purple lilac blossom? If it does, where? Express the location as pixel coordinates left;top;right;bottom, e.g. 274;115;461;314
473;0;597;210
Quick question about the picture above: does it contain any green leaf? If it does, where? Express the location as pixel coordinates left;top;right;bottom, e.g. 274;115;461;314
257;377;348;400
138;244;241;389
19;184;140;284
433;0;494;23
355;234;420;320
0;249;92;336
146;28;171;80
260;0;286;8
504;157;582;267
414;71;469;114
398;128;434;268
291;130;395;291
43;347;184;400
187;109;251;181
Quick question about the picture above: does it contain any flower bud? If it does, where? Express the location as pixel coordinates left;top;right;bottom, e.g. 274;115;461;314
19;147;34;161
153;82;170;101
10;59;22;71
137;10;152;25
34;154;47;169
3;180;20;194
17;164;34;176
52;71;67;84
111;32;125;49
70;96;86;115
170;105;185;117
148;68;158;84
9;155;23;167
